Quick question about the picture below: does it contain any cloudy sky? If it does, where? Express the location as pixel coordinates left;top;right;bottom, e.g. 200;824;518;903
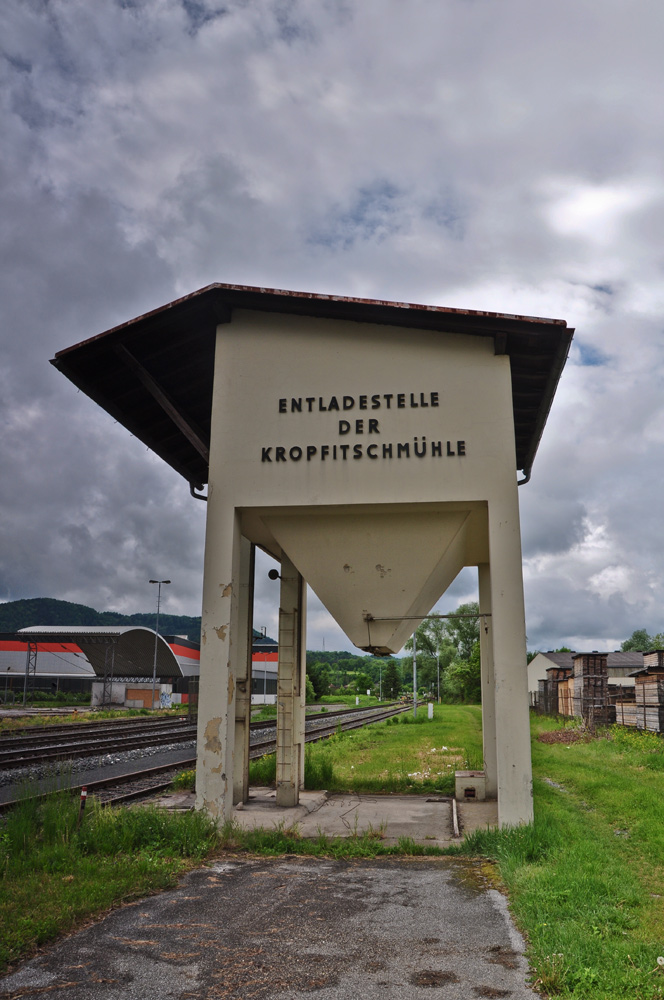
2;0;663;654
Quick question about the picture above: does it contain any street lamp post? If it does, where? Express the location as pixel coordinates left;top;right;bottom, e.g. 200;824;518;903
149;579;170;710
412;632;417;718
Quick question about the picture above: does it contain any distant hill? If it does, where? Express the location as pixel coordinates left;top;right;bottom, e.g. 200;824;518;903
0;597;202;643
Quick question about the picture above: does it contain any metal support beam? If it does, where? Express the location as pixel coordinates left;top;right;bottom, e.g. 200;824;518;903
114;343;210;462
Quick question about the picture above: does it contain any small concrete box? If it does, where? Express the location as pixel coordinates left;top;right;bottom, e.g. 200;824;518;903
455;770;487;802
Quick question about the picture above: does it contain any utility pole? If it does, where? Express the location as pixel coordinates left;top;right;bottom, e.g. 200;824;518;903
412;633;417;718
149;579;170;709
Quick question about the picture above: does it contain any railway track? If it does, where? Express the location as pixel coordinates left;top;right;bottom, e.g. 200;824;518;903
0;704;396;768
90;703;410;807
0;718;197;767
0;704;409;811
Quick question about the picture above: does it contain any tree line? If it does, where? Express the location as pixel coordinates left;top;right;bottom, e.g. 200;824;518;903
306;601;483;703
621;629;664;652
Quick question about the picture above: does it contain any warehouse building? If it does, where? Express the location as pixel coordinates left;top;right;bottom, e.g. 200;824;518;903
0;626;277;707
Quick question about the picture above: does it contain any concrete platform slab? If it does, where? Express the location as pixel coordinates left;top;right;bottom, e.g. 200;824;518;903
0;856;538;999
150;788;499;847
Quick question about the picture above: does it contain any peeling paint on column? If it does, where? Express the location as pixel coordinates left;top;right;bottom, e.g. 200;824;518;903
203;798;221;820
221;583;232;597
204;718;222;754
227;671;235;703
214;624;228;641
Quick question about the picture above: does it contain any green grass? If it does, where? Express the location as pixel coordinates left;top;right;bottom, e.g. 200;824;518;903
245;704;483;795
0;705;186;734
216;818;445;859
251;703;278;721
316;693;384;708
171;768;196;791
301;703;483;794
446;715;664;999
0;790;219;973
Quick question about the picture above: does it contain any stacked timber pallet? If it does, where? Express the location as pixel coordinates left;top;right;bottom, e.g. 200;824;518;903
573;653;613;725
558;675;574;716
615;651;664;731
544;665;572;716
632;652;664;732
610;684;636;729
538;678;555;715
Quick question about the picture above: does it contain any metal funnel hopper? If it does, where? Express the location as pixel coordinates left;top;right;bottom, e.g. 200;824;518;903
262;509;473;654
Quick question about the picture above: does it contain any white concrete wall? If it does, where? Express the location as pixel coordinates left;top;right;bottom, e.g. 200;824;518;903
196;309;533;826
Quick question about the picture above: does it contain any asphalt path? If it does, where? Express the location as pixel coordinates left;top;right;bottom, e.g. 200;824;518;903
0;856;539;999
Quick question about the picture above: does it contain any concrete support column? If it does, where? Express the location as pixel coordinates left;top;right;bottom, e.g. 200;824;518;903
276;552;307;807
478;563;497;799
195;502;244;824
233;539;255;805
487;498;534;828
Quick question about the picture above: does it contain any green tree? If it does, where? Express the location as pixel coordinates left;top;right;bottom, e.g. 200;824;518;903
405;618;456;698
383;661;402;699
445;601;480;660
307;661;332;699
355;672;372;695
316;667;331;697
444;640;482;703
621;629;663;652
404;604;479;700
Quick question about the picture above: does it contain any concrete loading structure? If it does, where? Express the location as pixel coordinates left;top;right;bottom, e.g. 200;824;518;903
52;283;572;828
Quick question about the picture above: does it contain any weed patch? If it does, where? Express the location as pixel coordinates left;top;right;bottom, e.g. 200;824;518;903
216;819;445;860
249;753;277;786
0;792;218;973
171;769;196;791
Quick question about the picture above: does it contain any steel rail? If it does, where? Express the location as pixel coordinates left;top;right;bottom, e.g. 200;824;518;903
0;705;409;812
98;706;410;806
0;704;397;767
0;715;193;742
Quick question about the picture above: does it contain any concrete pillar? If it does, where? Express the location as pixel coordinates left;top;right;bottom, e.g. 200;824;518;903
275;552;306;807
233;539;255;805
195;502;248;823
478;563;497;799
487;498;534;827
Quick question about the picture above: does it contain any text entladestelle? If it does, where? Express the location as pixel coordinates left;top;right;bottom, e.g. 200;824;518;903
262;390;466;464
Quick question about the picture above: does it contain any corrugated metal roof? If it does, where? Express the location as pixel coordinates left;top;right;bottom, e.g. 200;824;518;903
16;627;182;678
542;651;645;669
51;282;574;485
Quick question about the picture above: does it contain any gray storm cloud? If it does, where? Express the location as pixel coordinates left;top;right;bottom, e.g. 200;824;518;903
2;0;664;652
